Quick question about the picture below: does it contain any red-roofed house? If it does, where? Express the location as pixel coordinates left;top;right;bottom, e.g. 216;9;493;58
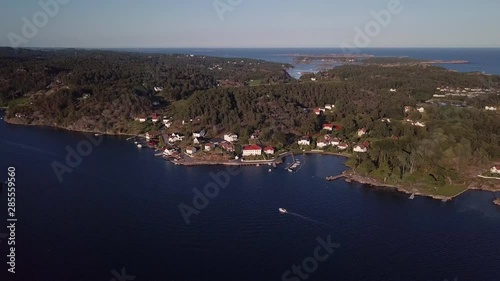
205;143;215;151
152;114;160;123
220;141;235;152
337;143;349;150
243;144;262;156
313;108;321;115
264;146;275;155
323;123;334;131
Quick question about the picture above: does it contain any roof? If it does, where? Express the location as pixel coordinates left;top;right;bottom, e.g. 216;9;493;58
243;144;262;151
264;146;274;151
323;123;333;127
494;165;500;169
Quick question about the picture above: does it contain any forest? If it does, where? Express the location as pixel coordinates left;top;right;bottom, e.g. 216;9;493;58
1;48;499;193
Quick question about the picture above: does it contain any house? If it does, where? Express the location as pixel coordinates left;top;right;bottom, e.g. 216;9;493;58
490;165;500;174
381;118;391;123
264;146;275;155
220;141;235;152
186;147;197;155
357;128;367;137
337;143;349;150
485;106;498;111
313;108;321;115
413;121;426;128
311;78;317;81
323;123;334;131
251;130;261;140
224;133;238;142
242;144;262;156
151;114;160;123
193;138;201;145
404;106;413;113
137;116;148;123
353;145;368;153
325;104;333;110
154;86;164;92
390;88;397;92
205;143;215;151
316;140;330;148
146;131;160;141
14;113;26;118
163;119;172;128
417;107;426;113
193;130;206;138
331;138;341;146
82;93;91;99
168;133;185;143
298;137;311;146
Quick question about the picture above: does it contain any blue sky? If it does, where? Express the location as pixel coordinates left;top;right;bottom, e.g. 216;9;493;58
0;0;499;48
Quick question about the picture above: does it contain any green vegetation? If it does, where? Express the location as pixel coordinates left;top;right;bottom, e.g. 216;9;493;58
1;48;499;195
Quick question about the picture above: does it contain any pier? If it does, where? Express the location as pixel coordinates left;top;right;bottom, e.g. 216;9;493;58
325;175;345;181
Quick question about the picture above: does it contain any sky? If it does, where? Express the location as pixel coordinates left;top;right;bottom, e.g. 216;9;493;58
0;0;499;48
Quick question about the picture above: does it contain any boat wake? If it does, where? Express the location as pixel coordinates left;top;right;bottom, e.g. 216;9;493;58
286;211;334;228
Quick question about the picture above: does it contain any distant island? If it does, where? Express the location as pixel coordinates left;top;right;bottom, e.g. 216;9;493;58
1;48;500;201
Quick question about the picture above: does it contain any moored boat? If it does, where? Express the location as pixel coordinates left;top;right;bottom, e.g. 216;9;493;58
279;208;287;214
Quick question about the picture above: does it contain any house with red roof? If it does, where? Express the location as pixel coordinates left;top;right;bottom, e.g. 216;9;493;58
264;146;275;155
323;123;334;131
242;144;262;156
337;143;349;150
313;108;321;115
151;114;160;123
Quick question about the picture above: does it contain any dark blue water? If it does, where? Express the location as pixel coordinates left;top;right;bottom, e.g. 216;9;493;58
0;110;499;281
111;48;500;79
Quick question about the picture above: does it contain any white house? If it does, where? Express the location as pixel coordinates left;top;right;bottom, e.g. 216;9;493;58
316;140;330;148
169;133;185;143
323;123;334;131
205;143;215;151
137;116;148;123
151;114;160;123
390;88;397;93
337;143;349;150
298;137;311;146
381;118;391;123
193;130;206;138
264;146;275;155
485;106;498;111
417;107;426;113
354;145;368;153
491;165;500;174
325;104;334;110
224;133;238;142
154;87;164;92
193;138;201;145
331;138;341;146
311;78;317;81
404;106;413;113
242;144;262;156
413;121;426;127
357;128;367;137
163;119;172;128
186;147;197;155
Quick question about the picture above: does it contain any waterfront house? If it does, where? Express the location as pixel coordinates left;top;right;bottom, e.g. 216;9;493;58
193;130;206;138
316;140;330;148
146;131;160;141
205;143;215;151
357;128;367;137
186;147;197;155
323;123;334;131
220;141;235;152
491;165;500;174
331;138;341;146
264;146;275;155
298;137;311;146
224;133;239;142
354;145;368;153
242;144;262;156
337;143;349;150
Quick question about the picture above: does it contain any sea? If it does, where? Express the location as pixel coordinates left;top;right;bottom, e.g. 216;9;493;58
1;48;500;281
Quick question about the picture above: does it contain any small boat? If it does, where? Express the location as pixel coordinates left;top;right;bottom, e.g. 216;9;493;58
94;133;102;137
137;144;143;148
409;194;415;200
268;169;272;172
279;208;288;214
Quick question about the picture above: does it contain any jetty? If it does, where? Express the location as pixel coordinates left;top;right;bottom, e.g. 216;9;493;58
325;175;345;181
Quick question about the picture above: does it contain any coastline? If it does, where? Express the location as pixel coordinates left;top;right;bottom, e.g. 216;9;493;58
3;116;499;203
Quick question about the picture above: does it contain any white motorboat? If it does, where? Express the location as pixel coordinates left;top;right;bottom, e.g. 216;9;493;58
137;144;143;148
279;208;287;214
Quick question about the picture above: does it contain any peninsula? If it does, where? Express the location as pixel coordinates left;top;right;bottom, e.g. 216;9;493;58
2;48;500;200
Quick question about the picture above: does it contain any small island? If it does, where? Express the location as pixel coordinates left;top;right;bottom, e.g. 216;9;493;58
494;199;500;206
2;48;500;201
